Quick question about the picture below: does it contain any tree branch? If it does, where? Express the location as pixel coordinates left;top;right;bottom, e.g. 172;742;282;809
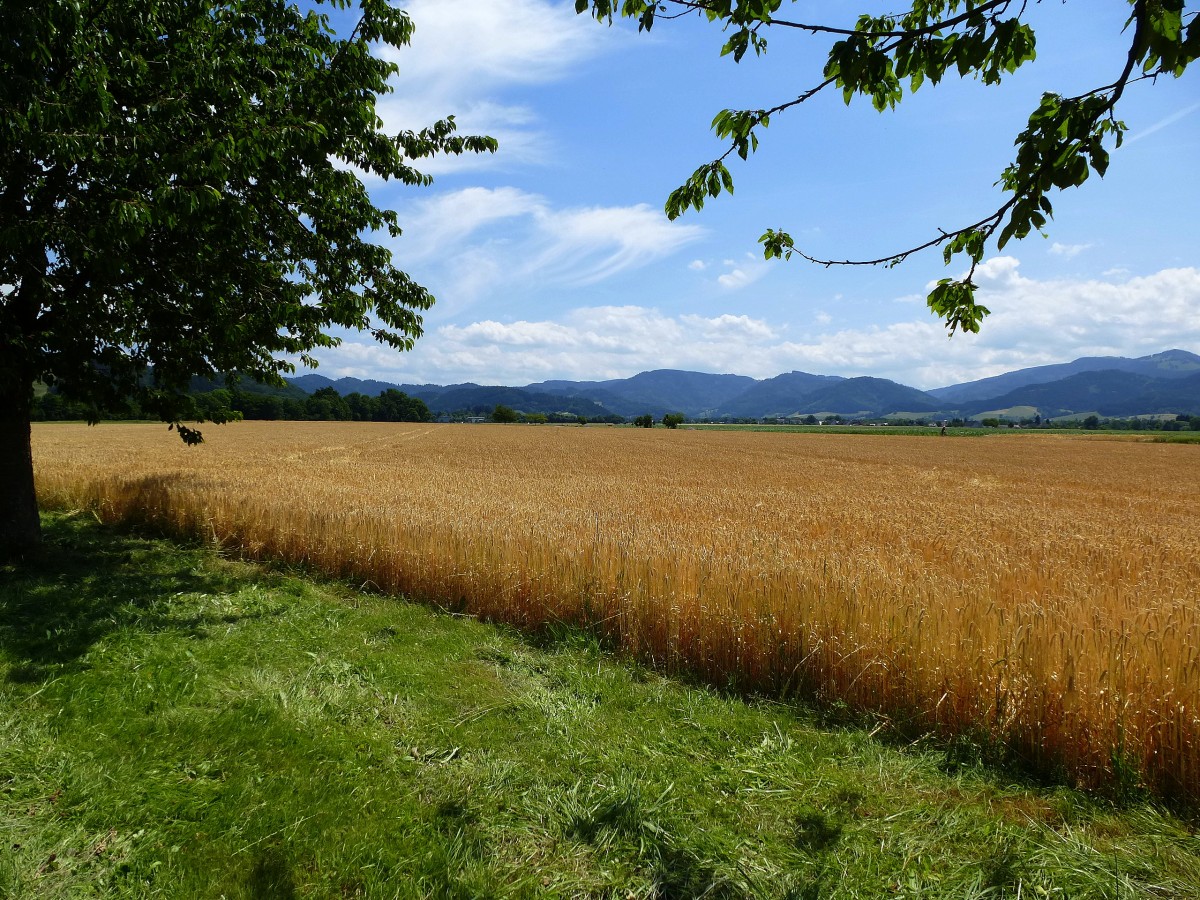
790;0;1152;272
658;0;1018;38
791;199;1018;270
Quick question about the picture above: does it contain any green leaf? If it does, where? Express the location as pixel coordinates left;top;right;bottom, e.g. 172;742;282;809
759;228;794;260
1;0;495;433
926;279;990;334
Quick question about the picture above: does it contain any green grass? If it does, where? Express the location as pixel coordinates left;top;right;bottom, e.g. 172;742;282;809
685;424;990;436
3;514;1199;898
688;424;1200;441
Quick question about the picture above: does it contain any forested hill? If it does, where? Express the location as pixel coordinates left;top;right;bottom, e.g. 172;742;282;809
30;349;1200;424
285;349;1200;420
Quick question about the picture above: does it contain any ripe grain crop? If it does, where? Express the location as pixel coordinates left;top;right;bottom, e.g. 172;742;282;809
32;422;1200;804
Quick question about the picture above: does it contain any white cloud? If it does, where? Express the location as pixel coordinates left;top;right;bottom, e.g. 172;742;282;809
303;261;1200;389
393;0;605;89
679;313;775;340
398;186;543;257
394;188;705;311
716;252;771;290
377;0;613;173
1049;241;1092;258
443;319;581;348
525;204;706;286
688;260;708;271
970;255;1023;284
970;260;1200;359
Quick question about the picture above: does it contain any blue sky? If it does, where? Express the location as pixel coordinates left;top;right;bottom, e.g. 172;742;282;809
313;0;1199;390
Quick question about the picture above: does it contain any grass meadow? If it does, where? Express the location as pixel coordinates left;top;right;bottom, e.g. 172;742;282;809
4;514;1200;898
31;422;1200;807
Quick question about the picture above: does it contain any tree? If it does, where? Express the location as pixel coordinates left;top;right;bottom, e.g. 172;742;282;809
345;392;377;422
661;412;686;429
1;0;495;551
376;389;432;423
194;389;240;424
491;405;520;424
307;386;352;421
581;1;1198;333
633;414;655;428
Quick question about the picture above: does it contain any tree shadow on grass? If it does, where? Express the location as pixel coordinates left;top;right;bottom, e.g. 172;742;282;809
0;513;279;684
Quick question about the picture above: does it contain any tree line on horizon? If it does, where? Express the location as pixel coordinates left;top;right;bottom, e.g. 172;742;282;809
31;381;1200;433
32;385;434;425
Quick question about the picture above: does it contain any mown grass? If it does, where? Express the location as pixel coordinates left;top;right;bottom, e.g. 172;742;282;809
3;514;1199;898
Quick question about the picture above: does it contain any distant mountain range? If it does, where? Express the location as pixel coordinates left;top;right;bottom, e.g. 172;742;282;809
286;349;1200;420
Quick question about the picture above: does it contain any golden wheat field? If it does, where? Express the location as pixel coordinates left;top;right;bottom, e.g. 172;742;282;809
32;421;1200;802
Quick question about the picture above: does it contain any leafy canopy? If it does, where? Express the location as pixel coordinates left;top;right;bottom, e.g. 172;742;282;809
0;0;495;440
579;0;1198;333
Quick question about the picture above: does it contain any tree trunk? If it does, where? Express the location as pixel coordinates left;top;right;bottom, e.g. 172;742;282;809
0;384;40;555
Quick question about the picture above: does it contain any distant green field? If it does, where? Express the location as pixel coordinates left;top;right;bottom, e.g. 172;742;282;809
684;423;1200;440
687;423;990;436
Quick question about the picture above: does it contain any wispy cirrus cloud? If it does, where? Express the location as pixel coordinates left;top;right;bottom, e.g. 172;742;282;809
377;0;614;172
393;187;705;312
716;253;771;290
686;252;772;290
1124;101;1200;145
1049;241;1093;258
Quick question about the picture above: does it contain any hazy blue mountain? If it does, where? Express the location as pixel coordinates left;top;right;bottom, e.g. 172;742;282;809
527;369;758;418
784;377;942;416
414;385;617;418
281;348;1200;420
597;369;759;416
190;374;308;399
526;378;603;396
930;349;1200;404
1118;371;1200;416
960;370;1169;417
520;382;649;417
386;383;471;403
288;374;459;402
713;371;845;418
1144;348;1200;376
288;373;335;392
288;373;397;396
